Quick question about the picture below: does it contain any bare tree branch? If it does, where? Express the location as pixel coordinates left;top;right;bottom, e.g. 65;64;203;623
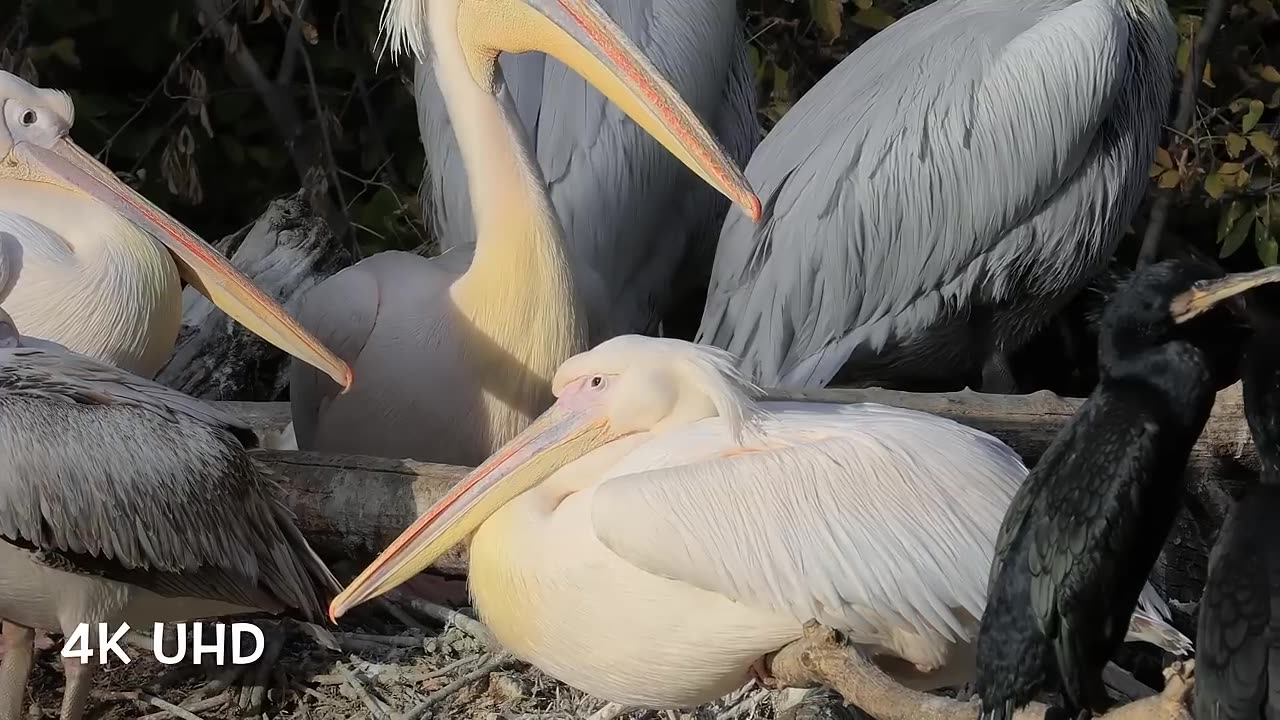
190;0;354;248
767;623;1194;720
1137;0;1231;267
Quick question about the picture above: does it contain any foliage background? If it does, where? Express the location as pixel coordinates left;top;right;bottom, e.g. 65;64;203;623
2;0;1278;389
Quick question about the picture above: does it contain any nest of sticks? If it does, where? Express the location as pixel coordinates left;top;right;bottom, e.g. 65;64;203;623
19;586;1192;720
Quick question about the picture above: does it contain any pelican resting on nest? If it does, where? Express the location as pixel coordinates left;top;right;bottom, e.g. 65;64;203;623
329;335;1190;709
0;69;350;385
0;307;340;720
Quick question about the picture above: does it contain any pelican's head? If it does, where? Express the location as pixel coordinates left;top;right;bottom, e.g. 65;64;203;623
328;336;762;619
380;0;761;222
0;71;352;390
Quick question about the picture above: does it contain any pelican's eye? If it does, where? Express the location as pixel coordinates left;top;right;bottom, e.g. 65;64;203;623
19;110;36;127
589;375;605;389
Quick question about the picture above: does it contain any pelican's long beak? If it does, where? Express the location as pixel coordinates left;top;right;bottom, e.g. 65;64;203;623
1171;266;1280;324
494;0;760;221
328;400;613;620
4;138;353;389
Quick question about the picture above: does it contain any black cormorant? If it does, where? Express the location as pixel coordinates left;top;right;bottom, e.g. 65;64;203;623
1194;303;1280;720
975;259;1280;720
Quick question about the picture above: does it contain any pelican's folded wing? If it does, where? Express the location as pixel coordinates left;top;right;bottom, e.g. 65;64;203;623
0;347;336;619
698;0;1151;387
590;403;1027;644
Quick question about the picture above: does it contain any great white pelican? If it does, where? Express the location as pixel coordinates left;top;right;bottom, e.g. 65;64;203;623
329;335;1189;708
288;0;760;467
0;70;351;385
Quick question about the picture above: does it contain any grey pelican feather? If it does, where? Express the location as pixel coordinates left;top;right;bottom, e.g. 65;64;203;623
697;0;1176;392
0;309;338;720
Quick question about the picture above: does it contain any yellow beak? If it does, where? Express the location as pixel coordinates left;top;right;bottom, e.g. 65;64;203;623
328;400;612;620
2;137;353;389
469;0;761;221
1170;265;1280;323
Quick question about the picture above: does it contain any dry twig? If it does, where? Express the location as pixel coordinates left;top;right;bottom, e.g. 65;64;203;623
766;622;1193;720
1138;0;1231;266
92;690;209;720
585;701;632;720
135;691;233;720
399;653;515;720
394;594;496;647
337;660;393;719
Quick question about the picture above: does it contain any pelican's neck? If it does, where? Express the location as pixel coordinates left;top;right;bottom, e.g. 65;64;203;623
429;4;578;299
427;4;587;423
0;179;180;375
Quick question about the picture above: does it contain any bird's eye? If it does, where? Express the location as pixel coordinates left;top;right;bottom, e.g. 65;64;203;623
589;375;604;388
19;110;36;127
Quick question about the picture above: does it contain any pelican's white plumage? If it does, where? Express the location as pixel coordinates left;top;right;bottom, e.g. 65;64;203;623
333;336;1191;708
469;400;1022;705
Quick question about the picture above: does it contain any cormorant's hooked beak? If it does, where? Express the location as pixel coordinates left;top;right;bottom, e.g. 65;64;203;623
2;137;353;390
474;0;760;221
1171;266;1280;324
328;396;615;621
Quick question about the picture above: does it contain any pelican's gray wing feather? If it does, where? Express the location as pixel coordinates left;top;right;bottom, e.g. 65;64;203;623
0;347;338;620
698;0;1169;387
416;0;756;332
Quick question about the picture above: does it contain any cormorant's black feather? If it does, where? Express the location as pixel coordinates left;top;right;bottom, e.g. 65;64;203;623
977;259;1237;719
1195;328;1280;720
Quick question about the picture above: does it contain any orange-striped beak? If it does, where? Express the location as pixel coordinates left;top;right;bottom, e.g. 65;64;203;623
6;137;352;389
466;0;760;221
329;384;616;620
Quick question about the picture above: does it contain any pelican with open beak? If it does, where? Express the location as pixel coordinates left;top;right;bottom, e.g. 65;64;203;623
0;70;351;384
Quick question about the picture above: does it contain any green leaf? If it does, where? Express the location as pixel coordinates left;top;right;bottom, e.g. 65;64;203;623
1218;203;1255;258
1226;133;1248;158
1204;173;1227;198
1256;231;1278;266
851;7;896;30
810;0;843;42
1243;99;1265;132
1248;131;1277;158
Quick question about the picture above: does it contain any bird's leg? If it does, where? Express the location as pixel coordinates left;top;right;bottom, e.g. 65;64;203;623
59;653;99;720
0;622;34;720
979;350;1019;395
749;657;780;689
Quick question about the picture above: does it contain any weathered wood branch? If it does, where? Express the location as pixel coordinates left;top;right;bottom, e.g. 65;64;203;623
224;381;1255;469
262;450;470;575
156;192;350;401
253;383;1254;578
767;623;1193;720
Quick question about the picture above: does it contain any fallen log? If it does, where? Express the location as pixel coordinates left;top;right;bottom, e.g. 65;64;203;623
156;192;351;401
255;382;1255;584
262;450;470;575
223;381;1256;470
